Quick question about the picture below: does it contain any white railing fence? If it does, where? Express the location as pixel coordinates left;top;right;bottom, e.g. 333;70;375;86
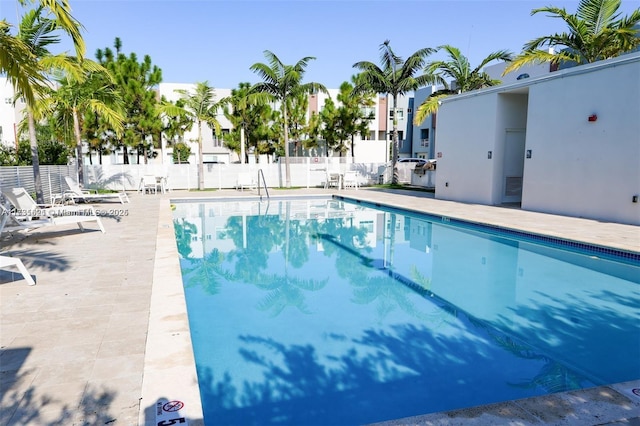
82;159;395;191
0;165;76;204
0;160;433;196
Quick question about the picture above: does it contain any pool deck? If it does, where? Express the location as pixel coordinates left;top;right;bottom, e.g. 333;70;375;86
1;187;639;425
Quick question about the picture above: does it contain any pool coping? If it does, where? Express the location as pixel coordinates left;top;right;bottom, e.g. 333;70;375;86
143;191;640;425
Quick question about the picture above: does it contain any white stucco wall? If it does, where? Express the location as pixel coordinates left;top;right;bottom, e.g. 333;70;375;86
522;56;640;225
435;93;499;204
434;53;640;225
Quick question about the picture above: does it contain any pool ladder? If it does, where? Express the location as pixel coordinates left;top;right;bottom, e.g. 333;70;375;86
258;169;269;201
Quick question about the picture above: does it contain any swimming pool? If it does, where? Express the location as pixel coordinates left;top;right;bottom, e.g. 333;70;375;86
172;197;640;425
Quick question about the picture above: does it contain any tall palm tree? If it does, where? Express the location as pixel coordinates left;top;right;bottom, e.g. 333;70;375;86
504;0;640;74
353;40;435;184
250;50;327;188
15;6;60;203
170;81;223;191
413;45;513;125
0;0;85;105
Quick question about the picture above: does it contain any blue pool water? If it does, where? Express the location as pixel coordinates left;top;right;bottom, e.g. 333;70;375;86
172;198;640;425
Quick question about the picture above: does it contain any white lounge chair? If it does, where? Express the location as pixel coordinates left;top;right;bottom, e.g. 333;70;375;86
0;206;36;285
2;188;106;234
59;176;129;204
0;255;35;285
236;172;257;191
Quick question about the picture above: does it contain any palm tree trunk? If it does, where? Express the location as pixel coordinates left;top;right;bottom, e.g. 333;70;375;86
72;107;84;184
197;120;204;190
283;104;291;188
351;135;355;162
240;126;246;164
391;95;399;185
27;111;44;204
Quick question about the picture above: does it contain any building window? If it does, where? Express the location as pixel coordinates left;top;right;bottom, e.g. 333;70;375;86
213;129;230;147
389;130;404;141
389;109;404;120
5;98;12;104
420;128;429;146
360;106;375;119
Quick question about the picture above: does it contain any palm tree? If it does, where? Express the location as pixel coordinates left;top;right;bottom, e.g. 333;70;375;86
0;0;85;105
504;0;640;74
353;40;435;184
47;60;124;183
221;82;255;164
413;45;513;125
170;81;223;191
15;6;60;203
250;50;327;188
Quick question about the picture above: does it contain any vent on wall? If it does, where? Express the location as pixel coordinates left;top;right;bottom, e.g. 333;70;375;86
505;176;523;196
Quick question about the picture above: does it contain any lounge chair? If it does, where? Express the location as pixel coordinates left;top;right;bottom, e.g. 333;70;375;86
236;172;257;191
58;176;129;204
2;188;105;234
0;255;35;285
0;207;36;285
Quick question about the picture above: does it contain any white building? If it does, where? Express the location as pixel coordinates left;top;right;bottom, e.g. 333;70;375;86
158;83;413;166
157;83;234;165
434;52;640;225
0;78;26;150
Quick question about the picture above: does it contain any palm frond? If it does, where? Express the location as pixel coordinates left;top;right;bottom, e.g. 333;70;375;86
576;0;621;34
36;0;86;60
0;22;45;105
413;94;448;125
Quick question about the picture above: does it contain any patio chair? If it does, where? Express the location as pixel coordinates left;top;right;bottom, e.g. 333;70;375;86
324;170;341;189
0;255;35;285
59;176;129;204
343;171;359;189
2;188;106;233
236;172;257;191
141;175;158;194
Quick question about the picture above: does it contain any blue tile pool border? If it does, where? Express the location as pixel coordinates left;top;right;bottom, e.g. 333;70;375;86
336;196;640;264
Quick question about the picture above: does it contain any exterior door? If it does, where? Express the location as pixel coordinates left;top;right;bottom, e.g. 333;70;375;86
502;129;526;204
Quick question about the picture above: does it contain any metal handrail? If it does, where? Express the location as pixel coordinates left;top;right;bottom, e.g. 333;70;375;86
258;169;269;201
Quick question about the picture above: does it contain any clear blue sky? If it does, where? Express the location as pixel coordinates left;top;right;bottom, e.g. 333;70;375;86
2;0;639;88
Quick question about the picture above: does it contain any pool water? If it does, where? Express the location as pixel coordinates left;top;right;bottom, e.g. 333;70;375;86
172;198;640;425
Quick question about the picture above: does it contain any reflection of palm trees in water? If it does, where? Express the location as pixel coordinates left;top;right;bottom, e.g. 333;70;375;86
223;201;327;315
173;211;231;295
318;212;434;322
173;218;197;259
